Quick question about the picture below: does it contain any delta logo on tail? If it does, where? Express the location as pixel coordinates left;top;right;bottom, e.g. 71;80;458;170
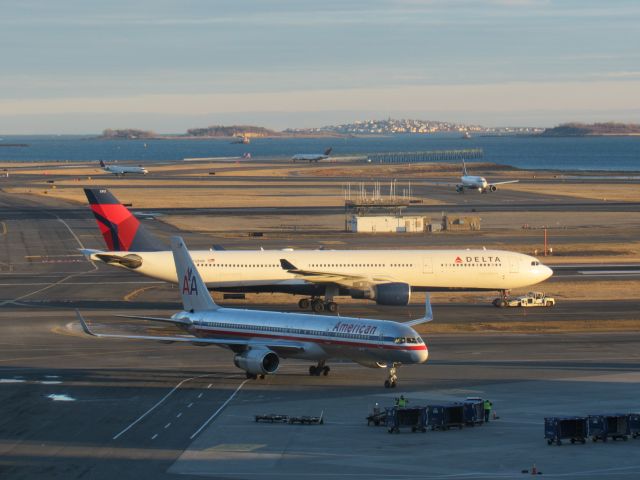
182;268;198;296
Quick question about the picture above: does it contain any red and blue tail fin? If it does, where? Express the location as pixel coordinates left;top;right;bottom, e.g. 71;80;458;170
84;188;165;252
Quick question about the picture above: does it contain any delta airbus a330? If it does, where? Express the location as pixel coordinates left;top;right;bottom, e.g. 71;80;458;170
78;236;431;388
81;188;553;312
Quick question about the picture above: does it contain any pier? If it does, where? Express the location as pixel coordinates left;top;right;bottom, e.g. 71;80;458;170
366;148;483;164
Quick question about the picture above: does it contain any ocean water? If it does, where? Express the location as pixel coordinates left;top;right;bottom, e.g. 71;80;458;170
0;133;639;171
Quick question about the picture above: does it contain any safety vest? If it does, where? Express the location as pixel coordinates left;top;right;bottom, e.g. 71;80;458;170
398;399;407;407
484;400;491;410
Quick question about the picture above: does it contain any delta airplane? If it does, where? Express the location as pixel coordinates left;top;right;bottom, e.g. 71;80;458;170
456;161;518;193
81;188;553;312
292;147;332;163
99;160;148;176
78;236;431;387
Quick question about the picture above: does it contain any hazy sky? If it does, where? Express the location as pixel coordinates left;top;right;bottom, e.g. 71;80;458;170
1;0;639;133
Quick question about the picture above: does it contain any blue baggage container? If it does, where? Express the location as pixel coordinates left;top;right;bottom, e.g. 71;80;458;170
385;406;427;433
463;400;484;426
544;416;587;446
588;414;630;442
629;413;640;439
427;404;465;431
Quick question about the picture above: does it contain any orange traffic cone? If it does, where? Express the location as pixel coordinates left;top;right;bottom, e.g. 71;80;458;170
531;463;537;475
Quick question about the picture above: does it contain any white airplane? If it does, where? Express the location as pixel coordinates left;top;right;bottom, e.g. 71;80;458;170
99;160;148;176
456;161;518;193
292;147;332;163
78;236;431;387
82;188;553;312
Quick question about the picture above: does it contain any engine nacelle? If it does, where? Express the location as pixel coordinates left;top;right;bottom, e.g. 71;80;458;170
354;360;387;368
375;282;411;306
233;348;279;375
489;185;497;192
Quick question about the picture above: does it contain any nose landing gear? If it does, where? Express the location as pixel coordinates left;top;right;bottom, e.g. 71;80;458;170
384;364;399;388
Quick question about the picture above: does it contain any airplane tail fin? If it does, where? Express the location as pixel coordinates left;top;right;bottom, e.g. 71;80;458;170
84;188;166;252
324;147;332;156
462;160;468;176
171;236;219;312
99;160;106;168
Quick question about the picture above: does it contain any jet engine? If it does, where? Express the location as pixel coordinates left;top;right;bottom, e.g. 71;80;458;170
95;253;143;269
489;185;497;192
233;348;280;376
375;282;411;306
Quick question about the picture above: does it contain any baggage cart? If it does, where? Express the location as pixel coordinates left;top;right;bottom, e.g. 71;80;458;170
629;413;640;439
463;400;484;426
288;411;324;425
544;416;587;446
366;405;387;426
255;414;289;423
588;414;630;442
386;406;427;433
427;404;465;431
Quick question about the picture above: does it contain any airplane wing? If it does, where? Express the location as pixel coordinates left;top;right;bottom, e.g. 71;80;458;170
279;259;394;288
489;180;519;186
115;314;192;326
403;294;434;327
76;310;304;354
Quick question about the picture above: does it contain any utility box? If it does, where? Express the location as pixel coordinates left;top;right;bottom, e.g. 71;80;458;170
346;215;427;233
443;215;481;231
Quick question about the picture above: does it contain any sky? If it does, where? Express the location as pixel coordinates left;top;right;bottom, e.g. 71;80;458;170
1;0;639;134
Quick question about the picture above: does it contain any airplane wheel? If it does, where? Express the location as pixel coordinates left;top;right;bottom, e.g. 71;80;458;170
384;380;391;388
311;300;324;313
246;372;257;380
326;302;338;313
322;366;330;376
298;298;310;309
309;366;317;376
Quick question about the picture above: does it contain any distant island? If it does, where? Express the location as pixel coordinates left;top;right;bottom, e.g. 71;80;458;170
97;119;545;140
540;122;640;137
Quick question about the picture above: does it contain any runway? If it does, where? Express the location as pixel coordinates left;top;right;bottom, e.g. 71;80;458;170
1;183;640;478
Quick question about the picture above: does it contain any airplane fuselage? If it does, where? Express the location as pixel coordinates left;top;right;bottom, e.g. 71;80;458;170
90;248;552;292
179;306;428;366
460;174;488;191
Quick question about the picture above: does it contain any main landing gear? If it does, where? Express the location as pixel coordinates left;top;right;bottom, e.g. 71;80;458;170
492;289;510;308
384;364;399;388
309;361;331;376
298;297;338;314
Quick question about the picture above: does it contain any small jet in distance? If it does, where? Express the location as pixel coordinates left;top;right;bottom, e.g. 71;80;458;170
77;236;431;388
292;147;332;163
99;160;148;176
456;160;518;193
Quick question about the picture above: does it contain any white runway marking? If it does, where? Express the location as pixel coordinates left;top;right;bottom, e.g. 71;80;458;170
197;393;203;399
0;378;25;383
112;374;211;440
176;412;183;418
151;434;158;440
47;394;75;402
187;403;193;408
190;379;249;440
164;422;171;429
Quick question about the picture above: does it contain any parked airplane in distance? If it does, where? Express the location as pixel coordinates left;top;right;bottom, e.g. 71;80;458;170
456;161;518;193
78;236;431;387
82;188;553;312
99;160;148;176
292;147;332;163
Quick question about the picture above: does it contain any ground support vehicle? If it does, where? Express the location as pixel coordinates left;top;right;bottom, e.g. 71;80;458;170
629;413;640;439
544;416;588;446
255;414;290;423
494;291;555;308
463;399;485;426
427;404;465;431
385;407;427;433
367;406;387;426
588;414;630;442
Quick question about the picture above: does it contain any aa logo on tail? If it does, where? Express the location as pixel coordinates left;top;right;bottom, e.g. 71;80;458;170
182;268;198;295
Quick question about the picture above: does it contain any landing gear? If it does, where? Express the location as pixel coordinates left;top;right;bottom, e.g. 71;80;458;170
298;298;310;309
298;297;339;314
246;372;267;380
493;289;510;308
309;361;331;376
326;301;338;313
311;298;325;313
384;364;398;388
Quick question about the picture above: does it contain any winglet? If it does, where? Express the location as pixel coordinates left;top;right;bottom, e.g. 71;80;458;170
324;147;332;156
76;309;97;337
280;258;298;271
404;294;433;327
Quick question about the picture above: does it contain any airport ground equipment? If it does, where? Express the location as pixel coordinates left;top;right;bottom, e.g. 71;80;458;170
500;291;555;308
255;414;290;423
427;404;465;431
544;417;588;446
629;413;640;439
463;399;485;426
385;407;427;433
255;412;324;425
367;404;387;426
588;414;630;442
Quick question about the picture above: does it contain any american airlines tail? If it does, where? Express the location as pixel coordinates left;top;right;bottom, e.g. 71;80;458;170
324;147;332;156
99;160;106;168
84;188;165;252
171;236;219;312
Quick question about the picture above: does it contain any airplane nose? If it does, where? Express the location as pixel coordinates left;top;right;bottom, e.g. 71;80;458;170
412;348;429;364
541;265;553;280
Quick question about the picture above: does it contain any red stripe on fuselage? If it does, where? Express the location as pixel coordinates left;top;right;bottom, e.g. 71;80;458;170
192;325;428;351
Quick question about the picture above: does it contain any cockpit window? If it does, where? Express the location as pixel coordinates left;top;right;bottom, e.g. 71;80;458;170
531;261;540;266
394;337;423;344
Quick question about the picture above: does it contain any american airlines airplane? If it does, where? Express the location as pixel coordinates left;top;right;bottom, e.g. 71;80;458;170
456;161;518;193
292;147;332;163
78;236;431;388
82;188;553;312
99;160;148;176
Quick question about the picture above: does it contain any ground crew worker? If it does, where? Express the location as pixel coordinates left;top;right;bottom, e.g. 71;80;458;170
397;395;407;408
484;399;492;422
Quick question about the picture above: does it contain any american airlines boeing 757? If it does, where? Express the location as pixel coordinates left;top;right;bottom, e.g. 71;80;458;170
78;236;431;388
82;189;552;312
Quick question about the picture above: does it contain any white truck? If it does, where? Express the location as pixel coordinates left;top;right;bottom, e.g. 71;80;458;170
501;291;555;308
